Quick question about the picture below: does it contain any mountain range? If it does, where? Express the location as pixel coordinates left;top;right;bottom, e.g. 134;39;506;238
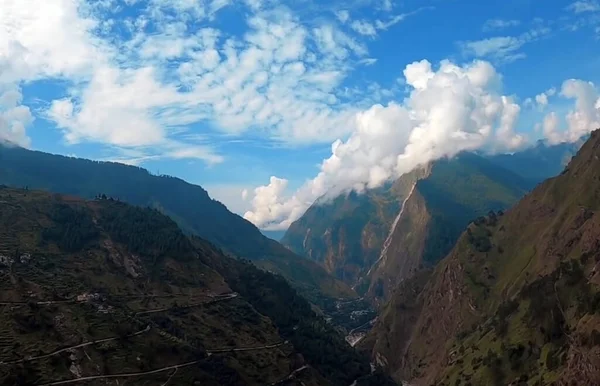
1;133;597;385
281;142;581;304
0;185;395;385
359;130;600;385
0;144;354;305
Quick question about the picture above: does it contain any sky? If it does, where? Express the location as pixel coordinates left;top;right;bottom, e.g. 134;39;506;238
1;0;600;231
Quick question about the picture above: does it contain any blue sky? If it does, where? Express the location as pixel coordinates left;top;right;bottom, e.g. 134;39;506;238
1;0;600;229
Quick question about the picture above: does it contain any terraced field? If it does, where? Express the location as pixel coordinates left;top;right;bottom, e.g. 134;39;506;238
0;187;322;386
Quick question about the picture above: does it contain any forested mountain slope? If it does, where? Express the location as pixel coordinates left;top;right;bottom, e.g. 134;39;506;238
0;145;353;302
0;186;391;386
360;130;600;385
283;153;531;303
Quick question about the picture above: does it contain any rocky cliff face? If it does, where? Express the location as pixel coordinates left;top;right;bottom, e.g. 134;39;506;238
363;185;430;303
283;143;579;304
285;153;530;308
282;168;427;287
361;130;600;385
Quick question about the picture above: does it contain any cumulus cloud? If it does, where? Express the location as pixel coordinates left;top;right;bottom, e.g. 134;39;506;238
244;59;526;230
525;87;557;110
3;0;432;162
539;79;600;144
0;86;33;147
0;0;103;83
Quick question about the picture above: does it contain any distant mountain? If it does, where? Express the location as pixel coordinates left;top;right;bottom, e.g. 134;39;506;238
360;130;600;385
485;139;583;183
0;186;393;386
0;145;354;303
282;152;531;303
261;230;287;241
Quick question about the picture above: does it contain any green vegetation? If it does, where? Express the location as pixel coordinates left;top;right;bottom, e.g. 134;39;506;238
0;144;353;301
364;131;600;385
0;187;383;386
208;256;388;385
98;202;195;263
418;153;529;264
41;202;99;252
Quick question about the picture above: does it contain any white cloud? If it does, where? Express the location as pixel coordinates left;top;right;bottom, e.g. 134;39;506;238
0;85;33;147
541;112;562;144
529;87;557;110
380;0;394;11
48;66;180;146
460;26;551;64
205;184;252;215
0;0;437;161
482;19;521;32
244;60;526;230
541;79;600;144
335;10;350;24
341;7;432;38
351;20;377;37
359;58;378;66
566;0;600;14
460;36;526;63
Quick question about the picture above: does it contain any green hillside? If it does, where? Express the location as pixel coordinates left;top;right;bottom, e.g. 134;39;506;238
0;145;354;302
283;153;530;303
0;186;391;386
361;130;600;385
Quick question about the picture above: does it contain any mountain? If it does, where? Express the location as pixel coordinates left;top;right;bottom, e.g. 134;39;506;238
360;130;600;385
485;139;583;183
261;230;287;241
0;186;393;386
0;145;354;303
282;152;531;303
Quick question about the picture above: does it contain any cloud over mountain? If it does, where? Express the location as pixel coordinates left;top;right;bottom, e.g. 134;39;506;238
244;59;527;230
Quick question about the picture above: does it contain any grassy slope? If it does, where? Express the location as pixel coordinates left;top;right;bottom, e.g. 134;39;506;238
363;131;600;385
417;152;531;265
0;145;353;301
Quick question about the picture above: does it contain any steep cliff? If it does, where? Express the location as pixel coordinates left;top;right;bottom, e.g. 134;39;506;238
362;130;600;385
283;143;579;302
284;153;530;305
282;168;427;286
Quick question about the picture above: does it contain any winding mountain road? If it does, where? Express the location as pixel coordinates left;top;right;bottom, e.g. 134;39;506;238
0;325;151;366
35;340;290;385
134;292;238;316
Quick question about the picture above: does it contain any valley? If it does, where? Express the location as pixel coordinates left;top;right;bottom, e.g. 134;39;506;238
0;132;595;386
0;186;388;385
282;144;578;305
